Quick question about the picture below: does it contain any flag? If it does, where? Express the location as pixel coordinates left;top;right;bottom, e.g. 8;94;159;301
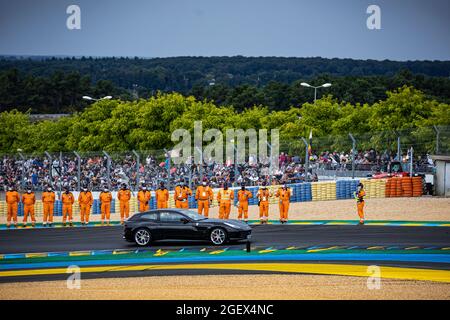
308;129;313;156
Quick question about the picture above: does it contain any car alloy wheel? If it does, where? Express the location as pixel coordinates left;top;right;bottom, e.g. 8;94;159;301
134;228;151;246
210;228;226;245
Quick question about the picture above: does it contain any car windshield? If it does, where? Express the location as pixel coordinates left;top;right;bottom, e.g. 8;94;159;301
180;210;207;221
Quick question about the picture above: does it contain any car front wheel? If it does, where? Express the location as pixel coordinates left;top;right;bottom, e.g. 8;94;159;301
134;228;151;246
210;228;227;245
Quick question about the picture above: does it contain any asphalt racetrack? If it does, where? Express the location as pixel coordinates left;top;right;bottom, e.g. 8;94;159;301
1;224;449;254
1;224;449;283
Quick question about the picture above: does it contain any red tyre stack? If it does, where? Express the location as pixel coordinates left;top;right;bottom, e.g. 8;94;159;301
412;177;423;197
401;177;413;197
385;179;392;197
395;177;403;197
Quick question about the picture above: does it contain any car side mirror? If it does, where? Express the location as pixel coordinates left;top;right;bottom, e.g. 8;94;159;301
181;218;189;224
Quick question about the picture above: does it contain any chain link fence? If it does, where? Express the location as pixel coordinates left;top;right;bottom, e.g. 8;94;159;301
1;126;448;191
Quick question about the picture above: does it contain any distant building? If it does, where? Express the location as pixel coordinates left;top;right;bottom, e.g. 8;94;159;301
30;114;69;122
431;155;450;197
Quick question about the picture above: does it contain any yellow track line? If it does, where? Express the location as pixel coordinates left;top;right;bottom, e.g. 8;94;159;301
25;253;48;258
69;251;91;257
307;246;340;253
1;263;449;283
209;250;225;255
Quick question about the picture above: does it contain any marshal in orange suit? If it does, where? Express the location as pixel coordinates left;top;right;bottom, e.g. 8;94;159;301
99;187;113;225
174;181;192;209
6;186;20;228
237;184;253;222
155;182;169;209
61;188;75;227
275;184;291;224
354;183;366;225
257;183;272;224
78;187;93;225
217;183;234;219
42;186;56;227
195;180;214;217
137;186;151;212
118;184;132;224
21;188;36;227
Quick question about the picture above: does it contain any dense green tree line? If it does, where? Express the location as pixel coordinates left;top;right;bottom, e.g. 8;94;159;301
1;86;449;155
2;56;450;85
0;69;126;113
1;66;450;113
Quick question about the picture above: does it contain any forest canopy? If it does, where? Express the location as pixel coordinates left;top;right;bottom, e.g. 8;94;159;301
1;56;450;113
1;86;449;154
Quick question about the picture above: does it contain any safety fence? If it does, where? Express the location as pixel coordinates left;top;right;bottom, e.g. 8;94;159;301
1;125;447;192
0;178;423;217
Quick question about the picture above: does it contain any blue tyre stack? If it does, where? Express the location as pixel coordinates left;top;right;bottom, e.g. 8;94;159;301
303;183;312;202
54;200;62;216
349;180;360;198
336;180;347;199
294;183;312;202
336;180;360;199
188;195;197;209
248;187;258;205
290;184;299;202
150;197;157;210
18;202;24;216
93;199;100;214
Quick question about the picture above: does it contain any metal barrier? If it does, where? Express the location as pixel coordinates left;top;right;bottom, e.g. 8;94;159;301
0;126;447;192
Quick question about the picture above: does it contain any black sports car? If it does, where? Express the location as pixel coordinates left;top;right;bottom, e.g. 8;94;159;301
123;209;252;246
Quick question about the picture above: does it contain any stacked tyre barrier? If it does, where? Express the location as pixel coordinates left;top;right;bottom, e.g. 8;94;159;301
292;183;312;202
385;178;394;197
385;177;401;197
359;179;387;199
188;195;197;209
336;180;360;199
401;177;413;197
412;176;424;197
92;199;100;214
248;187;259;206
312;181;337;201
385;176;423;198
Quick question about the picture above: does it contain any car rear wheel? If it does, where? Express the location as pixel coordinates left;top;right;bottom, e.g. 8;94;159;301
134;228;151;246
210;228;227;245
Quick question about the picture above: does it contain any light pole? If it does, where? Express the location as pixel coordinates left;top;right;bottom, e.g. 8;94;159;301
82;95;112;102
300;82;332;103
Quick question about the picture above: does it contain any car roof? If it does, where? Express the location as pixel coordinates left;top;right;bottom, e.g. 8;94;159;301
137;208;193;215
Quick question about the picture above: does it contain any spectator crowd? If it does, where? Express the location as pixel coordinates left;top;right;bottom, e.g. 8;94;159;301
0;148;434;192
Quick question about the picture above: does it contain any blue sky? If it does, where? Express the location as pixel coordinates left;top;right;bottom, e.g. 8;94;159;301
0;0;449;60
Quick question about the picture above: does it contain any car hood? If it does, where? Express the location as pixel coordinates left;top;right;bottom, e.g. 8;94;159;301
198;218;251;230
